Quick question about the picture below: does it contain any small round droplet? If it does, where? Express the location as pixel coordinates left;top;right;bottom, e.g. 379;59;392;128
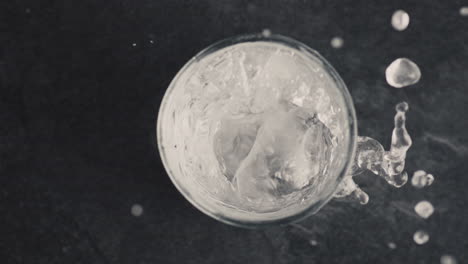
387;242;397;249
414;200;434;219
386;58;421;88
309;239;318;246
262;29;272;37
460;7;468;16
391;10;410;31
411;170;434;188
331;37;344;49
149;40;154;44
132;43;137;47
396;102;409;112
441;255;457;264
413;230;429;245
131;204;144;217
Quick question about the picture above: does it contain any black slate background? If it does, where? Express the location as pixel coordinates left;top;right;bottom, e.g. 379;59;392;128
1;0;468;263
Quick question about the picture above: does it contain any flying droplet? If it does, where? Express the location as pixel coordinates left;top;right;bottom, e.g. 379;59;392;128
385;58;421;88
414;200;434;219
411;170;434;188
132;43;137;47
387;242;397;249
331;37;344;49
413;230;429;245
391;10;410;31
309;239;318;246
460;7;468;16
441;255;457;264
131;204;144;217
262;29;272;37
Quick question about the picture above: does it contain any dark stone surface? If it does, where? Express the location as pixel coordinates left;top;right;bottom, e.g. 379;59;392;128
1;0;468;263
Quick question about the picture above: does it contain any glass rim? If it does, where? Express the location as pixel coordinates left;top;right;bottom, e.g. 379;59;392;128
157;33;357;228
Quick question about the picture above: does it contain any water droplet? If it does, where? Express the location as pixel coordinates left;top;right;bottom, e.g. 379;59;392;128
331;37;344;49
149;40;154;44
413;230;429;245
387;242;397;249
385;58;421;88
411;170;434;188
25;8;31;13
309;239;318;246
131;204;144;217
414;200;434;219
262;29;272;37
460;7;468;16
132;43;137;47
391;10;410;31
441;255;457;264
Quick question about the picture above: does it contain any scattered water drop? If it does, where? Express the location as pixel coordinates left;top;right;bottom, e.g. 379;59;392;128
391;10;410;31
132;43;137;47
441;255;457;264
330;37;344;49
262;29;272;37
414;200;434;219
335;102;412;202
149;40;154;44
131;204;144;217
460;7;468;16
387;242;397;249
413;230;429;245
411;170;434;188
385;58;421;88
309;239;318;246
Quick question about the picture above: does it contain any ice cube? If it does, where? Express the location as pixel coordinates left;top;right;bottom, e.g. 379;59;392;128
414;200;434;219
234;106;332;199
385;58;421;88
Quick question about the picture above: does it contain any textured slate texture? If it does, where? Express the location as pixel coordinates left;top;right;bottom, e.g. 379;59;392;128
1;0;467;263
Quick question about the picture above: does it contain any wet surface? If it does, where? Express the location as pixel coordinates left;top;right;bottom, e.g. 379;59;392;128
1;0;468;263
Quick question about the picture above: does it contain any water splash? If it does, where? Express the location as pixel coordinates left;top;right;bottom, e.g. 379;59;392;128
414;200;434;219
335;102;412;203
411;170;434;188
